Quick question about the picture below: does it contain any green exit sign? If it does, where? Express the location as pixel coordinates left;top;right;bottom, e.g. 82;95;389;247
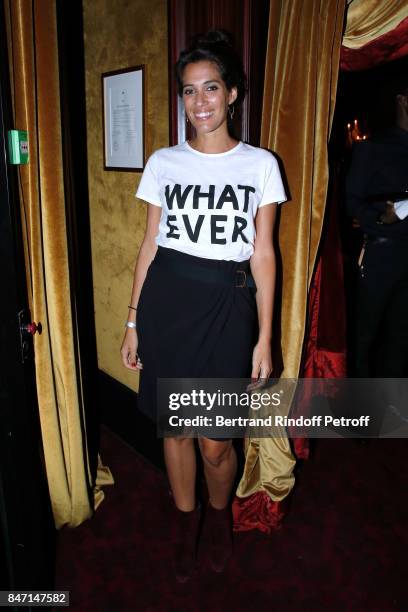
8;129;29;164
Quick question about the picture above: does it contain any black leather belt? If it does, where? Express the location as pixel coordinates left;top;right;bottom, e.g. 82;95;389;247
154;250;256;289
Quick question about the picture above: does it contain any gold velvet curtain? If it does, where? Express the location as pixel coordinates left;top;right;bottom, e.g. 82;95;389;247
236;0;345;504
343;0;408;48
5;0;113;528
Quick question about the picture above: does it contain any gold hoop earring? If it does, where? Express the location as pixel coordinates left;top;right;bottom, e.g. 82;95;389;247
228;104;235;120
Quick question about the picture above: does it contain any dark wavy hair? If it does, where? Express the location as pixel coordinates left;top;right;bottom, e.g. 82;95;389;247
175;30;247;106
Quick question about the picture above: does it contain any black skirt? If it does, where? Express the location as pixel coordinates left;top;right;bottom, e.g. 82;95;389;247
137;246;258;425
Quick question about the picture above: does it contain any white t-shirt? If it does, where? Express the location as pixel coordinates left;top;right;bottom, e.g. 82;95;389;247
135;140;287;261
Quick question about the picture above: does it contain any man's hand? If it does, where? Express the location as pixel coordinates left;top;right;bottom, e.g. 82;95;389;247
379;200;399;224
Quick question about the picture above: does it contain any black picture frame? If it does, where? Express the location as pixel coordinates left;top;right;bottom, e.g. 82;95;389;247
102;65;146;171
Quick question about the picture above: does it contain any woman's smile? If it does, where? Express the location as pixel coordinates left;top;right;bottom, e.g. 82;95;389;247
194;111;213;119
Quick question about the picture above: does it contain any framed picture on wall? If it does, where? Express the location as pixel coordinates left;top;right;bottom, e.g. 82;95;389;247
102;65;145;171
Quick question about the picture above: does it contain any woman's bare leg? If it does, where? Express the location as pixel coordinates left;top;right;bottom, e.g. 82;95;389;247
198;438;237;508
164;437;200;582
163;437;197;511
198;437;235;572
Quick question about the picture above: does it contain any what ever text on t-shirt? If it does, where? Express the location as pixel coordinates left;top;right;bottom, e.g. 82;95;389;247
136;141;287;262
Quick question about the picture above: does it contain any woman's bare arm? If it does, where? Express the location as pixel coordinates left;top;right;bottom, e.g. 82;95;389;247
249;203;277;380
120;203;161;370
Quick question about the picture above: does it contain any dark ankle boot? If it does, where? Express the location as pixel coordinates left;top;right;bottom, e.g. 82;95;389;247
172;504;201;583
205;501;233;573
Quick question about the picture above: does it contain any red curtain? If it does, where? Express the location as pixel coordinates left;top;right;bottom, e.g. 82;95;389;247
304;169;347;376
297;164;347;460
340;16;408;71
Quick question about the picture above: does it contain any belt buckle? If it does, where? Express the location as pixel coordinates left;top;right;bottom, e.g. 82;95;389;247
236;270;246;288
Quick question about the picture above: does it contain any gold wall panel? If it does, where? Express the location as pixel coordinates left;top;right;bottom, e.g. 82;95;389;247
83;0;169;389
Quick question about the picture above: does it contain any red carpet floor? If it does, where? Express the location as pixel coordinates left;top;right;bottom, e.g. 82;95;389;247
55;427;408;611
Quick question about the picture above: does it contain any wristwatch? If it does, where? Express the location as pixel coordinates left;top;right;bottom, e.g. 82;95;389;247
125;321;137;328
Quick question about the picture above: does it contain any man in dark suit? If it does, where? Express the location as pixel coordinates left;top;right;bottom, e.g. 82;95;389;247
346;82;408;379
345;81;408;436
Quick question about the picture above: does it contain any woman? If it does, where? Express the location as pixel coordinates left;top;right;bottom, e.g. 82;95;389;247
120;30;286;582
